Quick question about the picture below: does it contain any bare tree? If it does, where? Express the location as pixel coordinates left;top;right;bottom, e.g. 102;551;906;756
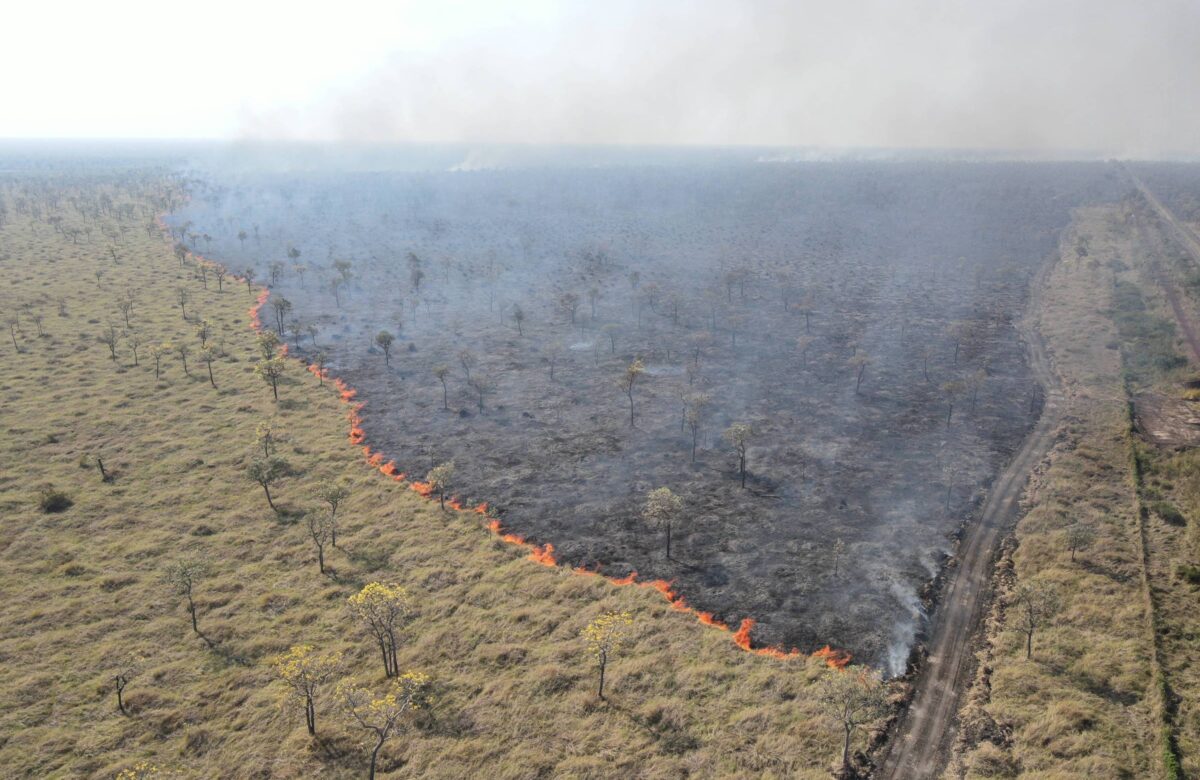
1011;581;1061;659
468;374;495;413
684;392;711;463
315;482;350;548
512;304;526;336
723;423;752;488
433;365;450;410
458;348;475;381
816;669;890;774
99;322;120;361
199;345;218;389
643;487;683;559
849;353;869;393
163;558;210;639
307;509;335;573
618;358;645;427
546;340;564;381
1065;523;1096;562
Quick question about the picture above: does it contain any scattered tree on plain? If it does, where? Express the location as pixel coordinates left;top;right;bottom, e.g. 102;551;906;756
347;582;412;678
255;356;287;400
723;423;753;488
425;461;456;510
163;558;210;639
618;358;645;427
643;487;683;559
815;668;890;774
375;330;395;367
315;482;350;547
337;671;429;780
582;610;634;700
248;455;289;512
270;644;343;736
1065;522;1096;562
1011;581;1062;659
433;364;450;410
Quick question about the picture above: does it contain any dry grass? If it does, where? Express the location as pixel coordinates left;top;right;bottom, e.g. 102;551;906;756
0;177;874;778
950;206;1163;778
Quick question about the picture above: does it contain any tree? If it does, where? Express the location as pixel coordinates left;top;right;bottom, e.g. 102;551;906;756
684;392;711;463
163;558;210;638
271;645;343;736
175;342;191;376
243;267;256;295
199;345;218;388
315;482;350;547
271;296;292;336
433;365;450;410
832;538;845;578
559;291;581;324
256;420;281;458
468;374;495;413
618;358;645;427
601;323;619;354
643;487;683;559
248;455;289;512
237;229;248;248
257;329;281;359
375;330;395;367
849;353;869;393
307;510;335;573
213;266;226;291
1011;581;1062;659
176;286;189;319
99;322;120;361
5;314;18;352
582;611;633;700
797;335;815;368
723;423;752;488
256;356;287;400
425;461;456;510
313;351;327;385
347;582;412;678
1065;522;1096;562
127;331;143;367
458;349;475;381
941;380;966;427
151;343;168;379
337;672;429;780
815;668;890;773
546;340;564;380
512;304;525;336
114;660;139;716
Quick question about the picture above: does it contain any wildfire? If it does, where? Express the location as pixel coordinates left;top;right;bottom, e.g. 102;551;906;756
178;205;856;673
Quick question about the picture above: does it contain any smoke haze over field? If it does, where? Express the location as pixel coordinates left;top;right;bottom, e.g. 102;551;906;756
3;0;1200;157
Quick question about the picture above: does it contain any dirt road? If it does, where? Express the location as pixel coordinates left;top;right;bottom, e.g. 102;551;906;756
1126;166;1200;363
874;258;1064;779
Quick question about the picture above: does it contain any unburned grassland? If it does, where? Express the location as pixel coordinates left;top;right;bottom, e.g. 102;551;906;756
0;178;855;779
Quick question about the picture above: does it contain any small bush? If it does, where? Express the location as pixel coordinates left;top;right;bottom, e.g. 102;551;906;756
1176;563;1200;584
1152;501;1186;526
37;486;72;513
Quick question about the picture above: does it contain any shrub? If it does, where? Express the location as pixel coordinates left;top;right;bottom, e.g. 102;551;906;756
1152;501;1186;526
37;485;73;513
1176;563;1200;584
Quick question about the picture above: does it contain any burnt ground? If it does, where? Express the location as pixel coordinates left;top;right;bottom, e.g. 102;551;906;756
170;154;1123;670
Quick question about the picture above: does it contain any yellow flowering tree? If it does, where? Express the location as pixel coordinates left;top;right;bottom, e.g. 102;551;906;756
347;583;411;678
582;611;634;700
269;644;343;736
337;672;430;780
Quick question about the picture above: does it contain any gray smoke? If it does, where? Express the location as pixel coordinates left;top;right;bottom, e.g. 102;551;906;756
239;0;1200;158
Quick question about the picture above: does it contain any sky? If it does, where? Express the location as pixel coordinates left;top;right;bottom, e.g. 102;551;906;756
2;0;1199;156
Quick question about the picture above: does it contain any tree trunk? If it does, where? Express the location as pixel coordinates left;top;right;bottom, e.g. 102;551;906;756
666;522;672;559
842;725;852;771
628;393;635;427
207;362;216;389
740;456;747;488
317;544;325;573
1026;630;1032;659
369;737;384;780
188;598;199;634
263;484;277;512
271;377;278;400
306;696;316;735
597;656;607;700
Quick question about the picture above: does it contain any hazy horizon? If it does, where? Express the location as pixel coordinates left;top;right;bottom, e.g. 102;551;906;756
4;1;1200;158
